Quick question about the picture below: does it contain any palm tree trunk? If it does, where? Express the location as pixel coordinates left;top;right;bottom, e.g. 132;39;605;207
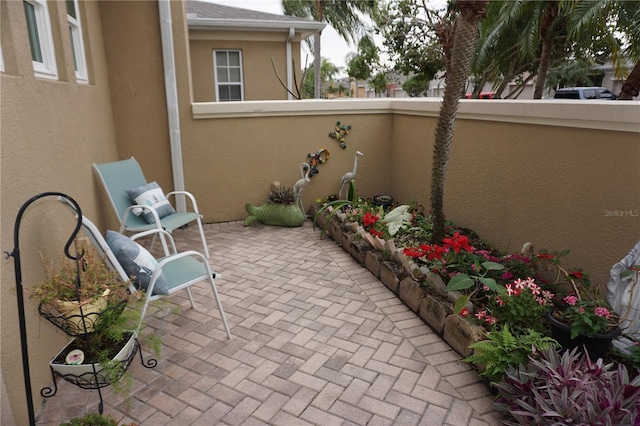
618;60;640;100
533;1;558;99
431;1;488;243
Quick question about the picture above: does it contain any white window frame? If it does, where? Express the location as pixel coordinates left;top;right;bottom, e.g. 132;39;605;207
24;0;57;80
66;0;87;83
213;50;244;102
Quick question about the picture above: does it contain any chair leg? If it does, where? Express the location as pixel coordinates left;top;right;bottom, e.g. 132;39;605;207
208;277;232;339
196;218;210;258
185;288;196;309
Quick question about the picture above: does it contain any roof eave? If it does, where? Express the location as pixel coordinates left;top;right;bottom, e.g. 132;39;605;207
187;18;325;39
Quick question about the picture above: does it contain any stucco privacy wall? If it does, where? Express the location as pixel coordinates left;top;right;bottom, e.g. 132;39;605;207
190;99;639;293
0;1;122;424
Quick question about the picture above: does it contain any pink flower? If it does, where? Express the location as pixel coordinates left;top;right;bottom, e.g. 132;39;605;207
482;284;490;292
475;310;486;320
535;297;547;306
542;290;554;300
564;295;578;306
594;307;610;318
525;277;536;287
485;316;498;325
495;296;505;306
505;284;515;296
513;279;526;290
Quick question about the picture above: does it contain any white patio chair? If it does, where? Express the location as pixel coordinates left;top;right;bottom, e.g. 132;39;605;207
93;157;210;258
63;199;232;339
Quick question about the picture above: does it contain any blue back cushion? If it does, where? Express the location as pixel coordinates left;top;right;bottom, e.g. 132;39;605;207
106;231;169;296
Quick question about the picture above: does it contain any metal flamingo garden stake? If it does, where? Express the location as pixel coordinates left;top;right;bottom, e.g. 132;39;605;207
339;151;363;198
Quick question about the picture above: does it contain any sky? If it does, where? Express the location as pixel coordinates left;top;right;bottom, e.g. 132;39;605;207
205;0;447;77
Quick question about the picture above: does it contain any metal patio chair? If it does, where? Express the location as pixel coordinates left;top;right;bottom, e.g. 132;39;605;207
93;157;210;258
63;199;232;339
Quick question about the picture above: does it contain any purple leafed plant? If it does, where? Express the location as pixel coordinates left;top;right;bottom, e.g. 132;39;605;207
493;347;640;426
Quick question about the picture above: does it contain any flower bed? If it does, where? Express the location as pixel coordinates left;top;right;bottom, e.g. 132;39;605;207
310;198;640;419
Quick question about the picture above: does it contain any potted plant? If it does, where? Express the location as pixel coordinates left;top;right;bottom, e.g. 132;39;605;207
34;244;132;335
245;182;305;227
31;243;146;392
535;250;622;361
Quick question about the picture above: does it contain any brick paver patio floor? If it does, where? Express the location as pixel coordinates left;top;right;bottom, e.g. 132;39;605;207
36;221;504;425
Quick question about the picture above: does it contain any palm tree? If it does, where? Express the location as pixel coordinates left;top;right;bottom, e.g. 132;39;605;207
619;60;640;100
565;0;640;100
282;0;379;99
430;0;488;243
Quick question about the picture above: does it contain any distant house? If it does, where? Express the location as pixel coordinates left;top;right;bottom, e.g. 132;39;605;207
186;1;324;101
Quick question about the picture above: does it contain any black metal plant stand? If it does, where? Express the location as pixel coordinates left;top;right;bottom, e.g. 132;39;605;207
5;192;156;424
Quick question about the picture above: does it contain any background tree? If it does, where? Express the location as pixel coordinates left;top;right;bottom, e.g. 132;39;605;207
430;0;488;243
282;0;379;99
375;0;449;95
369;69;390;97
346;35;379;97
300;58;341;99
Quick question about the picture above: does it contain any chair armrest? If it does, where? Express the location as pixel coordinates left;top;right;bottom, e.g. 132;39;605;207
165;191;200;213
121;204;163;229
129;229;178;254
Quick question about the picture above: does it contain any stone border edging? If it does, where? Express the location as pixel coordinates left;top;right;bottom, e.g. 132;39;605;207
310;205;486;359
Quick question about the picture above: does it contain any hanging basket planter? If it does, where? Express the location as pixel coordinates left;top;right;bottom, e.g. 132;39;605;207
47;332;138;390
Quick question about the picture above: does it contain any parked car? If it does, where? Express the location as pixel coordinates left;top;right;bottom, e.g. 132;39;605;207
553;87;618;100
465;92;498;99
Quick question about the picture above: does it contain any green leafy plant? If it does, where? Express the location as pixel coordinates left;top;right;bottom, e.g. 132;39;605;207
313;181;358;238
464;325;559;382
60;412;139;426
494;347;640;426
629;340;640;370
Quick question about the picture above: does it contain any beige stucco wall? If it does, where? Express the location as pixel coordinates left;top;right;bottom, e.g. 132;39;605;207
189;30;303;102
189;99;639;295
0;1;122;424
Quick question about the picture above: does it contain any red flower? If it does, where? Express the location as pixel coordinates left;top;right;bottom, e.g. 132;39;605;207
442;232;473;253
369;229;383;238
536;253;555;260
569;271;584;280
403;247;422;258
427;245;447;260
362;212;379;228
459;307;470;317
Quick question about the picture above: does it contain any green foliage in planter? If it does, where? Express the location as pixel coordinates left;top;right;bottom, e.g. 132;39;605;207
269;185;295;205
494;347;640;426
313;181;358;238
464;325;559;383
60;412;138;426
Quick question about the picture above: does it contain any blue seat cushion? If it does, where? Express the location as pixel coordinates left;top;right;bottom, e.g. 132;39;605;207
106;231;169;295
126;181;176;224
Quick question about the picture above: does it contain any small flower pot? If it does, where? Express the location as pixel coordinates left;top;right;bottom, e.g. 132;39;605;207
546;311;621;361
372;195;393;209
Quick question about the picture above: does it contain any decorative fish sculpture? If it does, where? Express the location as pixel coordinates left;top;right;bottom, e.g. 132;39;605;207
244;203;305;227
